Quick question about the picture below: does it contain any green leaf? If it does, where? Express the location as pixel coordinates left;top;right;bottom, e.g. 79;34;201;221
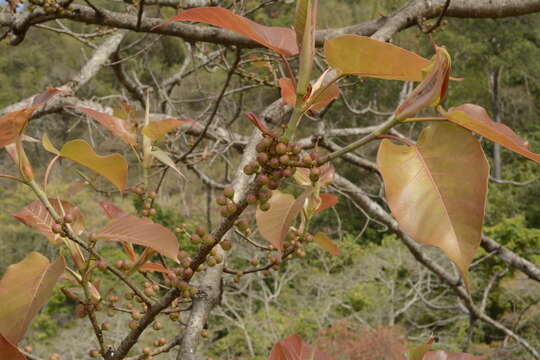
295;0;317;98
0;253;65;344
0;334;25;360
256;190;311;251
313;232;339;256
444;104;540;163
45;139;128;192
377;123;489;292
95;215;179;262
150;148;185;178
325;35;431;81
153;7;298;56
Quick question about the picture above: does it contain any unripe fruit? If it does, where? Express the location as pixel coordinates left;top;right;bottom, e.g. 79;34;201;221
256;152;269;165
207;257;217;267
214;254;224;264
289;143;302;155
49;353;61;360
267;180;279;190
259;202;271;212
52;223;63;234
223;186;235;199
195;226;206;237
203;234;215;245
183;268;194;279
275;142;287;155
302;154;313;166
89;350;99;358
190;233;201;244
255;174;269;186
258;189;272;202
246;194;258;205
143;347;151;355
144;287;156;297
24;346;32;353
63;214;73;223
220;239;232;251
279;154;290;165
129;320;138;329
153;321;162;330
282;167;295;177
225;202;237;215
250;258;259;266
158;337;166;346
216;194;228;206
149;208;157;216
200;329;209;338
310;167;321;182
236;219;249;231
132;311;142;320
141;209;149;216
269;157;280;169
97;260;107;271
101;321;111;331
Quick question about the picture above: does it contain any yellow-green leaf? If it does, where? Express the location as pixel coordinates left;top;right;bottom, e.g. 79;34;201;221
53;139;128;192
313;232;339;256
377;123;489;293
325;35;431;81
42;133;59;154
142;118;192;141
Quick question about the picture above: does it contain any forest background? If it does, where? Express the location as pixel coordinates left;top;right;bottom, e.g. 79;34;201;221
0;0;539;359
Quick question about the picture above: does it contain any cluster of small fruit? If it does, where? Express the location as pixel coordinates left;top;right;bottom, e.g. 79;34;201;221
27;0;71;15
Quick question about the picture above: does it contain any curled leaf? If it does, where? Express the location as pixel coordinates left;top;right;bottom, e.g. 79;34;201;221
150;148;185;178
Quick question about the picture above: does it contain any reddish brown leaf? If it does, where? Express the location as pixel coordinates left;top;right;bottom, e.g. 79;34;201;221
154;7;298;56
95;215;179;262
0;334;25;360
32;87;62;106
256;190;311;251
0;253;65;344
12;199;84;245
279;78;297;106
97;201;127;219
395;46;451;120
142;118;192;141
0;108;35;148
313;232;339;256
444;104;540;163
139;262;170;273
70;106;137;146
269;334;332;360
377;123;489;292
316;193;339;214
246;112;271;135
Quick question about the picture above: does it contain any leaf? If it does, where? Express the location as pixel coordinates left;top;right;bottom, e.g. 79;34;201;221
0;253;65;344
95;215;179;262
256;190;311;251
444;104;540;163
279;78;297;106
307;69;340;111
395;46;451;120
139;262;170;273
70;106;137;146
269;334;332;360
424;350;487;360
113;102;145;124
316;193;339;214
408;337;435;360
313;232;339;256
142;118;192;141
150;148;185;178
0;108;35;148
377;123;489;292
12;199;84;245
48;139;128;192
42;133;60;154
96;201;127;219
325;35;431;81
0;334;25;360
154;7;298;56
32;87;62;106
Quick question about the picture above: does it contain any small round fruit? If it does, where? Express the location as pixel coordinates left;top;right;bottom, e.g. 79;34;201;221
259;202;271;212
220;239;232;251
223;186;235;199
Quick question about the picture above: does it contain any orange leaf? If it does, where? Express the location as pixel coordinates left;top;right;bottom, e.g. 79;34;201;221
294;163;335;187
0;108;35;148
0;334;25;360
0;253;65;344
142;118;192;141
153;7;298;56
32;87;63;106
95;215;179;262
307;69;340;111
313;232;339;256
316;193;339;214
70;106;137;146
279;78;297;106
324;35;430;81
269;334;332;360
139;262;170;273
377;123;489;293
395;46;451;120
256;190;311;251
12;199;84;245
52;139;128;192
444;104;540;163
